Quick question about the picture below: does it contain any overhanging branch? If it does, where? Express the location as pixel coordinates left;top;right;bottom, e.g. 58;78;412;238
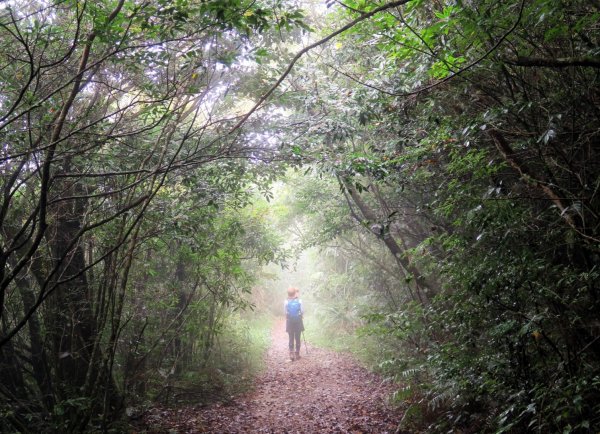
509;56;600;69
228;0;413;134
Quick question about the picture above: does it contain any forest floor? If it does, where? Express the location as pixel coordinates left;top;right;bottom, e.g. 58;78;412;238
137;318;403;433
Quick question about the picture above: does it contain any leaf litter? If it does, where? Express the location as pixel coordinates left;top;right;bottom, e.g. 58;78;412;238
137;319;404;433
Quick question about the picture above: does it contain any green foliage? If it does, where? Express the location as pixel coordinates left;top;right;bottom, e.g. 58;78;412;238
3;0;600;432
115;177;286;409
160;313;274;405
0;0;304;430
274;0;600;432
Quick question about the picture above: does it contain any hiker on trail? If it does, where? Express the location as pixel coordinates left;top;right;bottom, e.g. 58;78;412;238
284;287;304;361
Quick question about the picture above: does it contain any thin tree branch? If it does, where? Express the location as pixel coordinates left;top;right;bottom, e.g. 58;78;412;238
508;55;600;68
228;0;414;133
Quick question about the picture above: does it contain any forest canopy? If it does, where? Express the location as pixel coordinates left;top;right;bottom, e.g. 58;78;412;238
1;0;599;432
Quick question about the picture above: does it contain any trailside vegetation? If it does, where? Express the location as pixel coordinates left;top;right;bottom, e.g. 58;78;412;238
0;0;300;431
276;0;600;432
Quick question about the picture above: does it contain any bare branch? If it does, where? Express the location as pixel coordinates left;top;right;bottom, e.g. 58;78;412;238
228;0;414;133
509;55;600;68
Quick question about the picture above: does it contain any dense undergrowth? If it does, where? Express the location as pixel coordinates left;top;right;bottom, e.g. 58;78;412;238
123;312;274;433
142;313;274;409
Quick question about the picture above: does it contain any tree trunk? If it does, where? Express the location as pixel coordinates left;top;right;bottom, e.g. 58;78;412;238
341;177;432;304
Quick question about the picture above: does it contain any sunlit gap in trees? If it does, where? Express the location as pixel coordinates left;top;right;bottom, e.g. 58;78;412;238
1;0;52;17
243;108;292;163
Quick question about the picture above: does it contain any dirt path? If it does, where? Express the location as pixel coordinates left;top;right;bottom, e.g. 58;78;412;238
141;319;402;433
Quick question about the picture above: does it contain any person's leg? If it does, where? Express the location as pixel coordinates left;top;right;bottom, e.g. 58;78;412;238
288;331;295;360
294;330;301;358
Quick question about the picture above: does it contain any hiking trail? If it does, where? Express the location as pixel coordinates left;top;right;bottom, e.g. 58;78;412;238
140;318;402;433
